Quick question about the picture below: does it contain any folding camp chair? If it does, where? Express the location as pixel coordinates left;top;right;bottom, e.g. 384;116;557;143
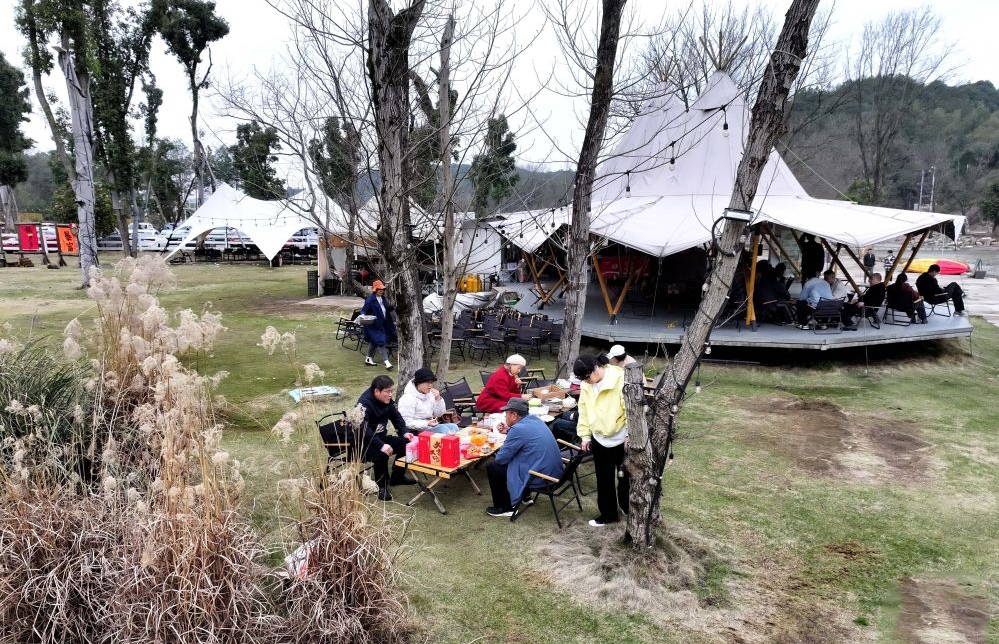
510;440;586;528
316;412;372;482
811;298;845;334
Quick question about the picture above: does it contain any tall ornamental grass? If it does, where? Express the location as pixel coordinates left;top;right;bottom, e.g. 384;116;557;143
0;257;409;644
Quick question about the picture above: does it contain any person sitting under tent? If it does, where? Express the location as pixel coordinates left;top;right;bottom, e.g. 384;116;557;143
756;262;794;325
795;270;833;329
916;264;967;316
861;273;887;323
885;273;927;323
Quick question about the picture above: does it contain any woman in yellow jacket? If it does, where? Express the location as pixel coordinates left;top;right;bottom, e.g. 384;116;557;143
573;354;629;527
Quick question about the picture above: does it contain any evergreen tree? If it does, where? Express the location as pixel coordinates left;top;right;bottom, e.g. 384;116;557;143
229;121;285;200
468;115;518;214
0;52;32;189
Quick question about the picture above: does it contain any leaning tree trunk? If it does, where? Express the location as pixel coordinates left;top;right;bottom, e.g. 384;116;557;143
57;37;99;286
555;0;627;379
435;14;458;382
626;0;821;548
190;74;205;207
368;0;426;387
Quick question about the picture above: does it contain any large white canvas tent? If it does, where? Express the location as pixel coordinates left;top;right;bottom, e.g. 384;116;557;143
587;72;964;257
164;184;335;261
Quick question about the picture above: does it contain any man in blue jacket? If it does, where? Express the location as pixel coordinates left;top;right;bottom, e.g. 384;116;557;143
357;375;416;500
485;397;564;517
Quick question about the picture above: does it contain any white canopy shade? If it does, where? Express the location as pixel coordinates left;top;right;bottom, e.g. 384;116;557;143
487;208;569;254
163;184;336;261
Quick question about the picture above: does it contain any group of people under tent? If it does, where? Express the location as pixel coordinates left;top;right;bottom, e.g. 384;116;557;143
739;238;967;330
350;343;640;528
792;262;966;330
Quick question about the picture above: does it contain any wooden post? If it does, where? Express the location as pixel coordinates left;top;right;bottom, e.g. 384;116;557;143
900;229;930;275
822;240;861;295
745;231;760;327
841;244;871;281
761;229;802;276
885;233;912;283
591;254;615;316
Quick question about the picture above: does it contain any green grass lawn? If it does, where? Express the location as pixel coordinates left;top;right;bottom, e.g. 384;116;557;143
1;257;996;643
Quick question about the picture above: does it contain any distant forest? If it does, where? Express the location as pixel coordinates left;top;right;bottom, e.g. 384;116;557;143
783;77;999;227
14;77;999;229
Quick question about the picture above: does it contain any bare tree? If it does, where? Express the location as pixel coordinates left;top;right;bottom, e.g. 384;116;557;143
844;6;954;204
549;0;629;379
16;0;99;284
625;0;820;548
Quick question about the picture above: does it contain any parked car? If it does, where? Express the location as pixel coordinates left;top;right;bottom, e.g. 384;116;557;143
204;227;253;249
286;227;319;249
97;230;168;251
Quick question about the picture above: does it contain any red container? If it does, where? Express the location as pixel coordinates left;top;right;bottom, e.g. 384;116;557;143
440;435;461;468
417;431;433;464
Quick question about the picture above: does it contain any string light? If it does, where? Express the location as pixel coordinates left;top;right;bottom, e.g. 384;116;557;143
669;141;676;172
625;170;631;197
722;107;729;138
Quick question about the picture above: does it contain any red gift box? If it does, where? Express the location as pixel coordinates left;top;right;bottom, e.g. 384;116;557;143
417;431;434;464
440;435;460;468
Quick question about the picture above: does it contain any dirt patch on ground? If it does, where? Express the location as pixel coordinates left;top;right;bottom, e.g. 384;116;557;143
896;577;990;644
532;524;869;644
739;396;936;485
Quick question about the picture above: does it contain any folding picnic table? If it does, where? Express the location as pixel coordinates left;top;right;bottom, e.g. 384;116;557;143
394;432;505;515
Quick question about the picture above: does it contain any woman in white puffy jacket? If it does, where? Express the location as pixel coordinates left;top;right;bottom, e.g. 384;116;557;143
398;367;460;433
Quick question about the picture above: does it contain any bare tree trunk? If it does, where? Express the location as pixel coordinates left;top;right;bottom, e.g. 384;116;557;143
57;35;99;286
556;0;627;379
435;14;458;382
190;73;205;207
368;0;426;386
1;186;17;230
627;0;820;548
109;186;133;257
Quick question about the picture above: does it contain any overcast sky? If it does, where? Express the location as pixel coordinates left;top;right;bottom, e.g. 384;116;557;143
2;0;997;171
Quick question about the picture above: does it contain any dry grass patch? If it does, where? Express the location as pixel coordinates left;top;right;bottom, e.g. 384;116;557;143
895;576;990;644
737;396;937;485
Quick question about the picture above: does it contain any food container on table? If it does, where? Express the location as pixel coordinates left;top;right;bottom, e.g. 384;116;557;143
417;431;433;463
405;439;419;463
528;405;549;416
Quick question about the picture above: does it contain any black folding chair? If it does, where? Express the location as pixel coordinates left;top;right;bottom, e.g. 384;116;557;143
316;412;372;482
811;297;845;334
511;440;586;529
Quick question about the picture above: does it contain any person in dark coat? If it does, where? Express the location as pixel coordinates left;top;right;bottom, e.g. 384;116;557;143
799;233;825;285
886;273;927;323
357;375;416;500
915;264;966;315
360;280;397;368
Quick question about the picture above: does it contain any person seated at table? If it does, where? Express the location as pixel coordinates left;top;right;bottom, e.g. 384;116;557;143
477;354;529;413
916;263;966;315
398;367;460;434
357;375;417;501
885;273;927;323
607;344;636;367
860;273;886;323
756;262;793;325
795;270;833;329
485;397;563;517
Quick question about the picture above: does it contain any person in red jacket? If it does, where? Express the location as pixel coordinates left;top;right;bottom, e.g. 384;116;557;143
477;354;528;413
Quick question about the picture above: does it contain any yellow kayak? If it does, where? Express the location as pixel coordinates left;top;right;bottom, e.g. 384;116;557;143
904;258;969;275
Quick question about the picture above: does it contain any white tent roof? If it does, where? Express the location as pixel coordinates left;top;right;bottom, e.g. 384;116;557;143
487;208;569;254
164;184;327;261
588;72;964;257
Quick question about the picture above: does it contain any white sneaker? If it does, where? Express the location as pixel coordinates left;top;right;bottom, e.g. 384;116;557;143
384;360;393;369
364;357;375;366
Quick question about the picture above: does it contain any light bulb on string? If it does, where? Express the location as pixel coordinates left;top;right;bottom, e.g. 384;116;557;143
722;108;730;138
625;170;631;197
668;142;676;172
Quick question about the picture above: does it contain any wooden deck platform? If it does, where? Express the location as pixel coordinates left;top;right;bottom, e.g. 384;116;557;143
505;282;973;350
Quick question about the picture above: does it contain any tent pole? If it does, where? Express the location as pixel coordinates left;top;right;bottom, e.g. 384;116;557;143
900;228;930;275
762;229;801;277
610;261;643;323
822;240;861;295
524;253;547;309
591;254;615;319
841;244;871;282
885;233;913;283
745;231;760;328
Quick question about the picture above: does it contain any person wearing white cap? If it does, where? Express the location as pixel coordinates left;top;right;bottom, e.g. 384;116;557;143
607;344;636;367
476;354;529;413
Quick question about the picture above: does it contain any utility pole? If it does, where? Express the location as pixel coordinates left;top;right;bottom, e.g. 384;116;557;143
929;165;936;212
